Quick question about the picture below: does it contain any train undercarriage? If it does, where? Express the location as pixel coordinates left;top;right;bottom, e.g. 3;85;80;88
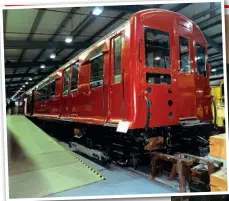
28;116;213;169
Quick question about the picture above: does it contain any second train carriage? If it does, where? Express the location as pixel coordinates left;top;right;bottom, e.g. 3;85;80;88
23;9;213;166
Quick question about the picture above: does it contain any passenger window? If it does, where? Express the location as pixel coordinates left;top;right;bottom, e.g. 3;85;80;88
179;37;190;73
114;35;122;84
90;56;104;88
39;85;48;100
47;80;56;98
195;43;206;76
63;68;70;95
71;63;79;91
145;28;170;69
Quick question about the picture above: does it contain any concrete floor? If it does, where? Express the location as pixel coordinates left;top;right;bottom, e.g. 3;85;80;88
47;141;178;198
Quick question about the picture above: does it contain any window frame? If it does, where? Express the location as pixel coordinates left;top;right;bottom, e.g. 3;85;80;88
90;55;104;89
144;27;171;69
195;42;207;77
63;67;70;96
113;34;123;84
70;63;80;92
179;36;191;73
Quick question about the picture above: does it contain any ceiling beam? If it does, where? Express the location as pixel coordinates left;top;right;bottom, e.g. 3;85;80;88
5;61;64;68
192;5;220;21
63;12;127;61
171;3;191;12
9;9;46;86
5;72;49;79
16;8;79;87
32;8;79;62
5;40;93;49
210;57;223;63
211;64;223;69
5;79;42;85
208;52;222;57
104;5;162;13
198;13;221;31
204;34;222;52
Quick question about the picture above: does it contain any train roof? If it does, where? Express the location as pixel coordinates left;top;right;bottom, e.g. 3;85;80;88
24;8;206;95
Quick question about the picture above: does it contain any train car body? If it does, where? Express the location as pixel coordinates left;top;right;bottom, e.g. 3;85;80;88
24;9;213;166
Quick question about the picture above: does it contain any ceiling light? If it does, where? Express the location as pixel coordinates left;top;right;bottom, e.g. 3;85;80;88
211;69;217;72
25;82;28;85
29;78;32;81
92;6;104;16
20;88;22;90
40;64;45;69
22;85;25;88
155;57;161;60
65;36;73;43
50;53;56;59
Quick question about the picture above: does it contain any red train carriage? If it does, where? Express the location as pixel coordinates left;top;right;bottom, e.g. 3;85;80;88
24;9;213;166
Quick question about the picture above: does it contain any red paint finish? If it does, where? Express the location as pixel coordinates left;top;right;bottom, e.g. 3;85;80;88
26;9;212;130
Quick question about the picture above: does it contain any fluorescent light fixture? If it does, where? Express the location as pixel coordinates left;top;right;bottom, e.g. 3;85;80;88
25;82;28;85
40;64;45;69
211;69;217;72
65;36;73;43
22;85;25;87
50;53;56;59
92;6;104;16
20;88;22;90
29;78;32;81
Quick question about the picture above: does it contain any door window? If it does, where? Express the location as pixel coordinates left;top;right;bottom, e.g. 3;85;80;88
63;68;70;95
90;56;104;88
145;28;171;69
179;36;190;73
113;35;122;84
71;63;79;91
195;43;206;76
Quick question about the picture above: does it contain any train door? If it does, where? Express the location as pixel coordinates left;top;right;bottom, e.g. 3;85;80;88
60;67;70;118
30;90;34;115
175;34;196;119
107;32;124;123
69;63;80;118
194;42;212;121
24;97;27;115
139;26;179;127
86;48;106;123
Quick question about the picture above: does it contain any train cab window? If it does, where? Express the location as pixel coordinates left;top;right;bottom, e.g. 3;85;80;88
179;37;190;73
63;68;70;95
114;35;122;84
195;43;206;76
145;28;171;69
71;63;79;91
90;55;104;88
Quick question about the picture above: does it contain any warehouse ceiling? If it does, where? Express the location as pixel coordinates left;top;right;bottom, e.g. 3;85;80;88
3;2;224;99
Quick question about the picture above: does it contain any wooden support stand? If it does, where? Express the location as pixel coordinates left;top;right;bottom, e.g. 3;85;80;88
149;152;223;192
210;168;227;192
209;134;226;160
209;134;227;191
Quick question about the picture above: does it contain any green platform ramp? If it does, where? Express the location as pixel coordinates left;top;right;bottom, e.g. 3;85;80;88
7;115;104;199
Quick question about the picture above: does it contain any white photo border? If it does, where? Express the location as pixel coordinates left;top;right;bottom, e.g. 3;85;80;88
0;0;228;200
